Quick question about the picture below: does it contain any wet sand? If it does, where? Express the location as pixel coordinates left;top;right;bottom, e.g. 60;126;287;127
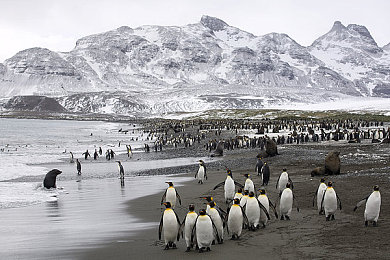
78;142;390;260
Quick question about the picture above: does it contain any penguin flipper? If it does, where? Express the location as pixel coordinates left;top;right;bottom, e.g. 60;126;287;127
191;217;199;244
336;193;342;210
353;196;369;211
269;199;279;219
204;166;207;180
288;177;294;189
257;199;271;220
160;189;167;205
233;181;244;189
158;213;164;240
312;191;317;207
176;191;182;205
292;193;300;212
276;175;280;189
213;181;225;190
241;207;249;227
320;189;327;212
211;218;221;243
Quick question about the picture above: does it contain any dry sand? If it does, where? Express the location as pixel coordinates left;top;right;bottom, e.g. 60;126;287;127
77;141;390;260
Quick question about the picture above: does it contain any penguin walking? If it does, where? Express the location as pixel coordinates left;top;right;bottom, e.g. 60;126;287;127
69;152;74;163
226;198;249;240
353;185;381;227
182;204;198;252
255;156;264;176
208;201;225;244
243;174;255;193
245;191;270;230
312;178;327;214
76;159;81;175
279;183;299;220
116;161;124;179
258;189;278;227
261;162;270;186
161;182;182;208
234;188;243;200
240;190;250;207
200;196;226;216
195;160;207;184
159;202;181;250
191;209;220;253
213;168;243;204
276;168;293;195
321;181;342;221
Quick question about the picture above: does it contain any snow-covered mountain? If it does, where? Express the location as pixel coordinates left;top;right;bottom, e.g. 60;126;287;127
0;16;389;116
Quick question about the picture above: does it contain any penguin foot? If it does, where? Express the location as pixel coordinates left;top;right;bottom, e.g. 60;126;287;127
164;245;170;250
231;235;236;240
198;248;204;253
373;221;378;227
172;243;177;249
218;239;223;244
195;245;199;250
212;240;215;245
185;247;191;252
326;216;330;221
285;216;290;221
206;247;211;252
365;221;368;227
280;215;284;220
331;215;335;221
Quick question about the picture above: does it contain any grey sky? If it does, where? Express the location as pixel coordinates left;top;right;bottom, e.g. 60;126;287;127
0;0;389;62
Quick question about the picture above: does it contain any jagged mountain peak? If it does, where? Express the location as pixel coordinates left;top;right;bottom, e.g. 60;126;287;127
330;21;347;32
200;15;229;31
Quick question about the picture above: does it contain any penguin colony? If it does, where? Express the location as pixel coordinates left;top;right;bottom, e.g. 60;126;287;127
158;165;381;253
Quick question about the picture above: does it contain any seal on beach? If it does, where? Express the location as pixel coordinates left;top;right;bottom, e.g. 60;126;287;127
227;198;248;240
191;209;220;252
182;204;198;252
279;183;299;220
161;182;182;208
258;189;278;227
195;160;207;184
353;185;381;227
213;169;243;204
325;151;341;175
321;181;342;221
310;166;325;177
43;169;62;189
245;192;270;231
312;178;327;214
210;141;224;157
159;202;181;250
243;174;255;193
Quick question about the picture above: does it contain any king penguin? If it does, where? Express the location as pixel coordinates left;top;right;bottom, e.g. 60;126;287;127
208;201;224;244
116;161;124;179
321;181;342;221
279;183;299;220
243;174;255;193
213;168;243;204
258;189;278;227
191;209;220;253
240;189;250;207
182;204;198;251
353;185;381;227
158;202;181;250
276;168;293;195
161;182;182;208
195;160;207;184
227;198;248;240
312;178;327;214
234;188;243;200
245;191;270;230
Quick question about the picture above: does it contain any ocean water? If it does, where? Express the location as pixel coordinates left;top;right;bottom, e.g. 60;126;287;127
0;118;215;259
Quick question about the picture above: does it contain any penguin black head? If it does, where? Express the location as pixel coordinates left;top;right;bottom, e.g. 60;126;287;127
237;188;242;193
189;204;195;212
166;182;174;187
283;168;287;172
327;181;333;187
259;189;266;195
201;196;213;202
244;173;250;178
244;189;249;195
373;185;379;191
116;160;121;165
286;183;291;189
227;169;233;177
199;209;207;215
233;198;240;205
163;202;172;208
320;178;326;183
248;191;255;197
209;201;216;208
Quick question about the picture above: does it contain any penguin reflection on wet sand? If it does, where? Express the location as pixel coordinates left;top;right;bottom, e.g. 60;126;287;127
161;182;182;208
353;185;381;227
159;202;181;250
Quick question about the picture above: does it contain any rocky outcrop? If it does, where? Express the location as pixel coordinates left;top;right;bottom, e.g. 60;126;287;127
4;96;67;112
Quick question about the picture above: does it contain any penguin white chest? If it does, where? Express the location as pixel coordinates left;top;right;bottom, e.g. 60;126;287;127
317;183;327;211
209;208;224;239
196;216;214;248
163;210;179;243
184;213;198;246
225;177;235;200
258;195;270;223
324;188;337;215
278;173;289;191
240;196;248;207
197;166;205;181
245;198;260;226
166;188;176;207
365;192;381;221
244;179;254;193
280;188;293;216
228;205;243;236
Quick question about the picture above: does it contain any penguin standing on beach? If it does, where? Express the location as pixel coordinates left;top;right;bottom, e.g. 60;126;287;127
213;169;243;204
261;162;270;186
182;204;198;252
312;178;327;214
321;181;342;221
69;152;74;163
353;185;381;227
191;209;220;253
76;159;81;175
257;189;278;227
161;182;182;208
240;190;250;207
276;168;293;195
279;183;299;220
255;156;264;176
208;201;225;244
234;188;243;200
116;161;124;179
195;160;207;184
245;191;270;230
226;198;248;240
159;202;181;250
243;174;255;193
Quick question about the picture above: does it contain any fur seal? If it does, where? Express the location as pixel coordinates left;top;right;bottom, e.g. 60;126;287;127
43;169;62;189
325;151;341;175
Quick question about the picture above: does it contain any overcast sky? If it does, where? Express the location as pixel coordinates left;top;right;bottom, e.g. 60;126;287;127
0;0;389;62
